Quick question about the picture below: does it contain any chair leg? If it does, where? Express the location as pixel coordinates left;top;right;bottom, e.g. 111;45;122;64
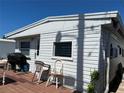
56;77;58;89
46;75;52;87
2;71;5;85
32;71;36;82
37;69;43;84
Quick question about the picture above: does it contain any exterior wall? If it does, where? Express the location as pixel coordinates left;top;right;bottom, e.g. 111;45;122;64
0;40;15;58
36;18;102;92
38;20;79;89
15;36;40;72
109;32;124;82
100;25;124;92
82;26;101;92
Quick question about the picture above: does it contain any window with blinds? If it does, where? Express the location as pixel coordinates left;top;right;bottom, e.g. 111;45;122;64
20;41;30;56
54;42;72;57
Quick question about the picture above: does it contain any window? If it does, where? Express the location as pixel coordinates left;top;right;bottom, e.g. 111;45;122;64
113;48;118;57
54;42;72;57
20;41;30;55
37;40;40;56
110;44;118;58
122;49;124;57
117;45;121;55
110;44;113;57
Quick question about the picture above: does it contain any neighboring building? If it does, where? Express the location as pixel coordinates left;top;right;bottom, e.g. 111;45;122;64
0;39;15;58
4;11;124;93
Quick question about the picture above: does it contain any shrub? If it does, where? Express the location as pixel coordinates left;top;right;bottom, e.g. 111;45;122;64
90;70;99;82
87;83;95;93
87;70;99;93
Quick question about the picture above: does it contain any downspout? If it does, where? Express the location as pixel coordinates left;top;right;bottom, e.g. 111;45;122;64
104;56;110;93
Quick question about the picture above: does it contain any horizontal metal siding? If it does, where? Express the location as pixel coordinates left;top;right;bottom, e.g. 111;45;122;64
82;26;101;92
38;24;101;90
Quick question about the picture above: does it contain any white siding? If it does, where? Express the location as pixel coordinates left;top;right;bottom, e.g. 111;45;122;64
36;18;102;91
82;26;101;92
0;40;15;58
38;20;78;88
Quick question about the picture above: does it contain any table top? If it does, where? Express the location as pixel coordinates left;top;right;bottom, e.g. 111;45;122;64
0;59;7;65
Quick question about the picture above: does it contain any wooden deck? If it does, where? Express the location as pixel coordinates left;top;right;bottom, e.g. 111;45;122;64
116;79;124;93
0;70;73;93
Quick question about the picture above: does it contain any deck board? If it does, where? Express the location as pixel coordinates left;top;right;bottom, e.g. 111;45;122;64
0;70;72;93
116;80;124;93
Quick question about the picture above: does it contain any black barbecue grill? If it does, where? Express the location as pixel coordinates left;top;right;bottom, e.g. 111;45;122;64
7;53;29;72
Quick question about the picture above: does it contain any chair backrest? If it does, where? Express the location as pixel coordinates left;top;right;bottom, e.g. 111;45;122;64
53;59;63;75
35;61;44;72
44;63;51;70
35;61;50;72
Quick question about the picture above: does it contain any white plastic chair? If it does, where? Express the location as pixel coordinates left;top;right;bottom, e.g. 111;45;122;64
32;61;50;84
46;59;63;88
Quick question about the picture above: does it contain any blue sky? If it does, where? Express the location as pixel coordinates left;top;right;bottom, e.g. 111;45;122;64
0;0;124;37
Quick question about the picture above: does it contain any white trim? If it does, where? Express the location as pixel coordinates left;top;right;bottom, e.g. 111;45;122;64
52;41;73;61
0;39;15;42
51;56;73;61
84;11;118;16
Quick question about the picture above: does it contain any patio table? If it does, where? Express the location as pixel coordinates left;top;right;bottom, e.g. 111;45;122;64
0;59;8;85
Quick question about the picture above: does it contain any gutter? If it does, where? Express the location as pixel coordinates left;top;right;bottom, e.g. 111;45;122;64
104;57;110;93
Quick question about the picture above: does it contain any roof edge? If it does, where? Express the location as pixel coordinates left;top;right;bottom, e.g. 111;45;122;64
5;11;119;38
85;11;118;16
5;14;79;38
0;39;15;42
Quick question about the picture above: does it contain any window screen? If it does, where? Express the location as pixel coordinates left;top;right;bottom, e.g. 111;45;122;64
20;42;30;55
54;42;72;57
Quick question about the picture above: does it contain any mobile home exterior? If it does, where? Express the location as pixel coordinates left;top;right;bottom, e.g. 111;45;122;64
0;39;15;59
5;11;124;93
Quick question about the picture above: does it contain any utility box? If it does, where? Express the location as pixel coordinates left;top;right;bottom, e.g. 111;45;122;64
0;39;15;59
